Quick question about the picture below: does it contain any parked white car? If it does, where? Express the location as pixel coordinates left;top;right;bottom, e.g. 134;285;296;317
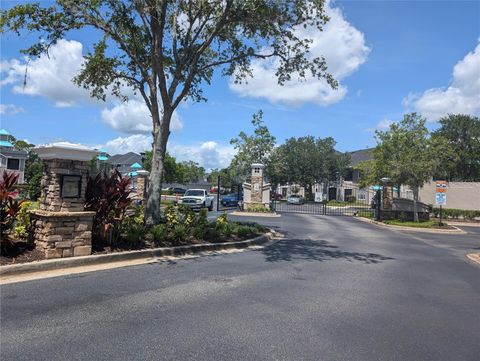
178;189;215;211
287;194;305;205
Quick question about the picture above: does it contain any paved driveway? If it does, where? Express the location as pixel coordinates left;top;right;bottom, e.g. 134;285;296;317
1;214;479;361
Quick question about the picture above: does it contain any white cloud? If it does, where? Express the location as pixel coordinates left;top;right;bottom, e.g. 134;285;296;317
376;119;394;130
101;99;183;134
169;141;236;170
0;103;24;115
2;39;184;134
364;119;394;132
229;1;370;106
1;39;90;107
103;134;152;155
102;135;235;170
403;43;480;121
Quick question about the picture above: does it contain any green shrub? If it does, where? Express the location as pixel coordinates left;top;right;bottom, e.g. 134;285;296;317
432;207;480;221
151;224;168;243
13;201;39;239
164;204;180;228
346;195;356;203
196;208;208;226
178;205;196;227
235;225;256;238
245;204;271;213
172;224;188;243
124;223;145;244
204;226;220;242
192;225;207;240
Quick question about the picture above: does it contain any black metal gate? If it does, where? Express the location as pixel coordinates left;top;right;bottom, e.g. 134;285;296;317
272;183;375;217
214;175;243;211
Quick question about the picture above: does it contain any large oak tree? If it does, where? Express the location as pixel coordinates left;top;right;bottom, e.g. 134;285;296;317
1;0;337;224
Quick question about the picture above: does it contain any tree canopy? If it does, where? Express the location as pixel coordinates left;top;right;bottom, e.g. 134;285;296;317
268;136;349;198
229;110;276;180
357;113;452;221
143;151;205;183
432;114;480;181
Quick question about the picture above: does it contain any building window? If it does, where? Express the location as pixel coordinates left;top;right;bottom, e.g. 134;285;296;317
7;158;20;170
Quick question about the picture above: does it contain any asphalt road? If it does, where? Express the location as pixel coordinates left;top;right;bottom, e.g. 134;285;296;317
1;214;479;361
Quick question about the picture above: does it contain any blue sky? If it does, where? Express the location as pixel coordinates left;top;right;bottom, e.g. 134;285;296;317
1;0;479;169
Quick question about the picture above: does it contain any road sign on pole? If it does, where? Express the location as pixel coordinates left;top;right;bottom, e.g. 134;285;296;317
436;180;447;193
435;193;447;206
435;180;447;206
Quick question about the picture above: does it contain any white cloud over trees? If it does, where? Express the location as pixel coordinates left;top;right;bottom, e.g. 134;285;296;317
404;42;480;121
229;2;370;106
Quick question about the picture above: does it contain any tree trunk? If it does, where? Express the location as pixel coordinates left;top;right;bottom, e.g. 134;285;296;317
412;186;419;222
145;109;172;226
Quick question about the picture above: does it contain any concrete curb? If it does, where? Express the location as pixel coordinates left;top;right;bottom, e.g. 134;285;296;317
0;231;278;277
466;253;480;265
446;221;480;228
353;216;466;234
230;211;281;218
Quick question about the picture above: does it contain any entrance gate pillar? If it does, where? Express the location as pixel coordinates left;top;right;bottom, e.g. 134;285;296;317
29;144;97;258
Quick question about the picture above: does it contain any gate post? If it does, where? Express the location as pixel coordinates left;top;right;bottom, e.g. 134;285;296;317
29;144;97;258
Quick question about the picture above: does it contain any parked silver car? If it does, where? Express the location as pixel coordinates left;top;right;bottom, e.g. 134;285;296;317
287;194;305;205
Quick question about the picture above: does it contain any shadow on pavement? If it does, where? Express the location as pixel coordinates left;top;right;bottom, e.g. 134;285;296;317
261;239;394;264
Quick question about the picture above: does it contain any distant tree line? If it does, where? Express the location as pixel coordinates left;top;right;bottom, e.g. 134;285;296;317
143;151;205;184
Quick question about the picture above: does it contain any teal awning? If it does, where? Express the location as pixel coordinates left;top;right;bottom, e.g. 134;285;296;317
131;162;142;169
0;140;13;147
97;155;109;161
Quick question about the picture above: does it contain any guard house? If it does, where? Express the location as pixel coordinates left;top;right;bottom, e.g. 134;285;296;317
0;129;28;183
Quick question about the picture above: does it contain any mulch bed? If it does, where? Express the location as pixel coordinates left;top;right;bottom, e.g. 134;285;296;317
0;241;45;266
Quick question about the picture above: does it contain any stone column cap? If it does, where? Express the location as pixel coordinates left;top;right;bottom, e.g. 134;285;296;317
34;142;99;161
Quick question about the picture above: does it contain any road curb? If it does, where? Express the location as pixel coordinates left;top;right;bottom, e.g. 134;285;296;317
466;253;480;265
353;216;466;234
446;221;480;228
230;211;281;218
0;231;278;277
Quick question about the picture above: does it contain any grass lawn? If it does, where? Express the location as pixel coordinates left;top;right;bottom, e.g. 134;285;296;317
357;210;374;219
383;219;446;228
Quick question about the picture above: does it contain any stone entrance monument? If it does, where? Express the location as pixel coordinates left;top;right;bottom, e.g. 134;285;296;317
242;163;271;210
30;143;97;258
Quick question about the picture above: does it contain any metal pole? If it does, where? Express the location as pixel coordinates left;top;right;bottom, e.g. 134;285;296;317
439;205;442;226
216;175;220;211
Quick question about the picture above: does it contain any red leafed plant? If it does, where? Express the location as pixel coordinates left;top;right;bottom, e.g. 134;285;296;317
0;171;25;244
85;169;134;247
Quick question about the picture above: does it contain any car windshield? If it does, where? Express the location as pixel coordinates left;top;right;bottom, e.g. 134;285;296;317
290;195;300;198
184;190;204;197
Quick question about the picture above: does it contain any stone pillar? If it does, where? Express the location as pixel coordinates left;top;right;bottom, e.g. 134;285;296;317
242;163;271;211
29;144;98;259
250;164;264;203
135;170;149;203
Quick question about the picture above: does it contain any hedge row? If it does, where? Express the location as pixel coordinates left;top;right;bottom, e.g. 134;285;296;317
431;207;480;220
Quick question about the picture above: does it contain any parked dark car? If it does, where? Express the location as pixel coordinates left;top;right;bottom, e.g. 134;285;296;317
171;187;187;195
221;193;243;207
271;192;283;201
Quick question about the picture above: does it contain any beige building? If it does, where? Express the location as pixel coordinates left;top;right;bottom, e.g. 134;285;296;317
418;181;480;210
